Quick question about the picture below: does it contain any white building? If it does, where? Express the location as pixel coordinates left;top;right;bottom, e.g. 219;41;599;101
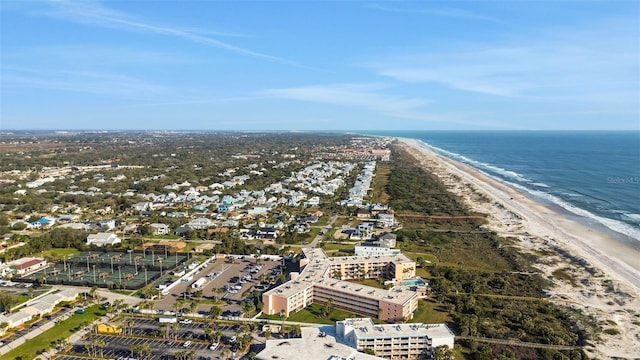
257;326;385;360
11;258;47;275
86;232;122;246
354;245;400;257
186;217;214;230
337;318;455;359
150;223;169;235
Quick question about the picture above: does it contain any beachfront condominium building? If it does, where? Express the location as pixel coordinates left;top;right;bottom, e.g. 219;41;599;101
262;248;419;321
337;318;455;359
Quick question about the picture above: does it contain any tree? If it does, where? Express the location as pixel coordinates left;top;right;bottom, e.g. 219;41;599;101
221;349;230;360
188;299;198;315
89;286;98;303
209;305;222;318
321;298;333;318
433;345;455;360
0;291;20;312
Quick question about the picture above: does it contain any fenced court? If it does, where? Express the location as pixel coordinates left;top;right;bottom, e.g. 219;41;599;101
16;250;188;290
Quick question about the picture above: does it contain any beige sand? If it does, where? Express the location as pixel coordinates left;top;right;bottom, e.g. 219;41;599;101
398;138;640;358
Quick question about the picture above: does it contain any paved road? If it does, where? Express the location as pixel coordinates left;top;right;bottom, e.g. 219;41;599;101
309;214;339;248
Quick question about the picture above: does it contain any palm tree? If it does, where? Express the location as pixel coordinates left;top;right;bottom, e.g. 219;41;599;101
209;305;222;319
139;343;151;359
89;286;98;302
115;299;127;313
172;322;180;340
221;349;230;360
188;299;198;316
83;343;93;357
213;330;223;343
126;319;135;335
174;298;185;316
162;323;170;339
96;339;106;357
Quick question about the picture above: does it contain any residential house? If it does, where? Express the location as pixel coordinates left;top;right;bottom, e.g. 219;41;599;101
149;223;169;235
356;208;371;219
377;212;395;228
256;227;278;240
186;217;214;230
86;232;122;247
175;226;193;237
30;217;55;230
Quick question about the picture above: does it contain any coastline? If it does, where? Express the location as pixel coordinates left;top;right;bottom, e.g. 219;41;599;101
396;137;640;358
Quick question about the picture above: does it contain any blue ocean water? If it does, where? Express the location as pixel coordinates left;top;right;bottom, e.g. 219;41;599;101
365;131;640;244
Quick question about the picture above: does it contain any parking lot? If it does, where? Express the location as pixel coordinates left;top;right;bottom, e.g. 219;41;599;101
71;316;253;359
154;257;282;317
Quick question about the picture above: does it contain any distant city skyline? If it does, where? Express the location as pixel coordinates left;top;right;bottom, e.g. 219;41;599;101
1;1;638;131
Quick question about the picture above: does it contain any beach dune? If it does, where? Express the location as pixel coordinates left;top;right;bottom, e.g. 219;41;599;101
398;137;640;358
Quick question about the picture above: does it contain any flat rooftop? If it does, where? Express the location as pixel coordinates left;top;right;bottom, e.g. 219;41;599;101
340;318;455;340
257;326;384;360
264;247;417;305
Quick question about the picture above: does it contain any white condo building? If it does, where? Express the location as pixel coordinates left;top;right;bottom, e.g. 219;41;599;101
337;318;455;359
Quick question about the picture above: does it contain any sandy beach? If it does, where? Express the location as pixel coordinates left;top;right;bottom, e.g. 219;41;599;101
398;138;640;359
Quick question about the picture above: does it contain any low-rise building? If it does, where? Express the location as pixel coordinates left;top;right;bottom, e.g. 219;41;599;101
257;326;384;360
186;217;213;230
149;223;169;235
12;258;47;275
337;318;455;359
86;232;122;247
262;248;418;322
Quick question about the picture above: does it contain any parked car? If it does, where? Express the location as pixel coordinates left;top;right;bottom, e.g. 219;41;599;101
183;341;192;348
209;342;219;351
179;319;193;325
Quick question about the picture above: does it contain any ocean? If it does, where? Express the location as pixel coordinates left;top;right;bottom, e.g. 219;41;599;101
365;131;640;246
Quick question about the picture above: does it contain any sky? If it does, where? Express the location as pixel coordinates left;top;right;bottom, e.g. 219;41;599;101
1;0;639;131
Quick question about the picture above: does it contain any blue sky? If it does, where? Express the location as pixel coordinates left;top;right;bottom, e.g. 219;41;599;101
1;0;638;130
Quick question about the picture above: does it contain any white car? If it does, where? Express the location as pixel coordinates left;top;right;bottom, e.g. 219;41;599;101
183;341;192;348
209;342;219;351
179;319;193;325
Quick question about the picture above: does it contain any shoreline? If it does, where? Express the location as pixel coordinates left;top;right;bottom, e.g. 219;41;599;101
396;137;640;358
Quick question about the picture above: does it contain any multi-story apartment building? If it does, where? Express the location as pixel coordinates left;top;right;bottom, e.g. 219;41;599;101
337;318;455;359
262;248;419;321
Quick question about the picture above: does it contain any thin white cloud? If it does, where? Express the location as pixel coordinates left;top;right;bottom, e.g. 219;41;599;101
369;18;639;104
367;4;500;23
11;45;194;67
3;67;166;96
37;0;297;65
261;83;500;127
263;83;430;114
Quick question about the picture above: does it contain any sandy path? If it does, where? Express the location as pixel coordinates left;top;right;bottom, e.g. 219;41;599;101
398;138;640;358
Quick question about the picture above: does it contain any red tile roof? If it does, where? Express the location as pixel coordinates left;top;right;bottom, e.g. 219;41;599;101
15;259;43;270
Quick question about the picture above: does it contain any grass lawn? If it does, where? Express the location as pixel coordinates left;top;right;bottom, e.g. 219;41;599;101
260;304;369;325
409;299;452;324
403;251;439;264
3;304;106;360
33;248;81;261
314;215;330;227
